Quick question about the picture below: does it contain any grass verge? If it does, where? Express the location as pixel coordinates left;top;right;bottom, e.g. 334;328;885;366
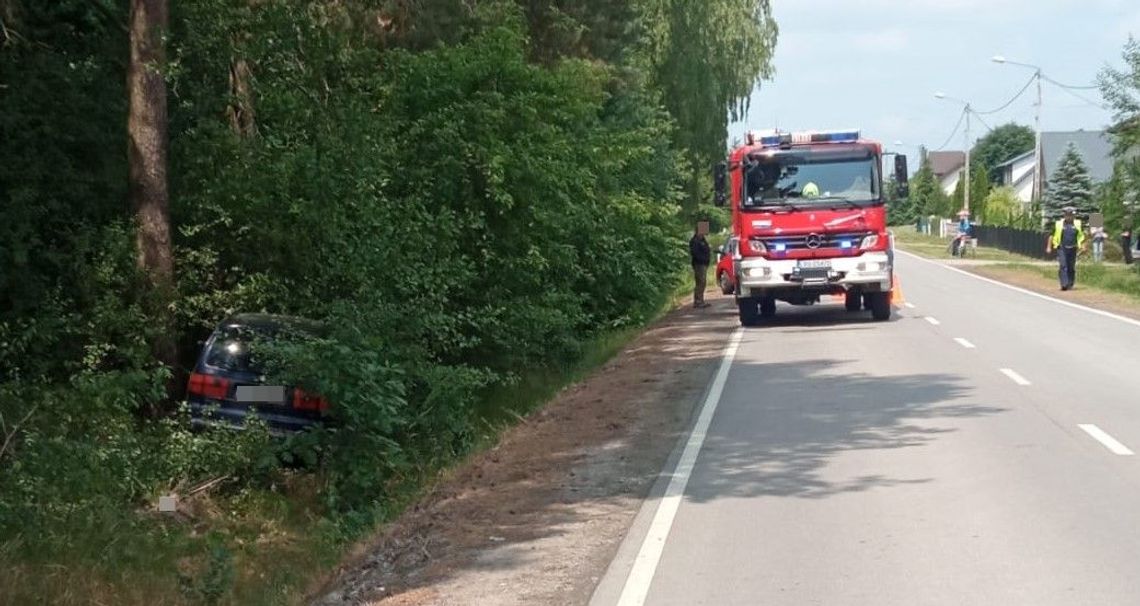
891;225;1039;263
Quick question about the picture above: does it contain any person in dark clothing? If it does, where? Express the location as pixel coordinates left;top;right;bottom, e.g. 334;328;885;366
1046;206;1086;291
1122;226;1134;265
689;225;711;308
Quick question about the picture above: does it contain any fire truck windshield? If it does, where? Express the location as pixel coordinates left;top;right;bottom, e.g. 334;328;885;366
743;153;879;209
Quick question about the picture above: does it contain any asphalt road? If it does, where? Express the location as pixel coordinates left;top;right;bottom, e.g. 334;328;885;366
592;250;1140;606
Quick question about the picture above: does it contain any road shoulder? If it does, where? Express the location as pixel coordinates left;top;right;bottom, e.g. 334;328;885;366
313;295;740;606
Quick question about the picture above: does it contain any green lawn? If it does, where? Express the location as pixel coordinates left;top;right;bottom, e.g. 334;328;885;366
891;225;1040;263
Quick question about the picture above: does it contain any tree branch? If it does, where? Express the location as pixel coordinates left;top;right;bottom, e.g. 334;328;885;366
0;404;38;463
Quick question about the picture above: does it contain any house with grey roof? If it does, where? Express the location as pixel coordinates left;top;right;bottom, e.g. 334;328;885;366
994;130;1114;204
927;150;966;196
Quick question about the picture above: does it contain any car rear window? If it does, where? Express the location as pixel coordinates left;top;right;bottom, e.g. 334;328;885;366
204;326;265;373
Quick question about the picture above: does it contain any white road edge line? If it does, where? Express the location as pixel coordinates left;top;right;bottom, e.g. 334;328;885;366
897;249;1140;329
924;316;941;325
1079;424;1136;456
904;302;916;309
954;338;977;349
615;328;744;606
1000;368;1032;386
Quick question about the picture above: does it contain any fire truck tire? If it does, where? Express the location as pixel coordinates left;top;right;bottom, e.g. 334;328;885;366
845;292;862;312
760;298;777;318
869;291;891;321
719;273;734;295
737;298;760;326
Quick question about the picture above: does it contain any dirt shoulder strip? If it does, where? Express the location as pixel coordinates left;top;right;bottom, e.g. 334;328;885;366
313;294;740;606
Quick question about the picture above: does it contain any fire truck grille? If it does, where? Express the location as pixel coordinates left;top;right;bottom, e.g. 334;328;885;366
757;231;873;251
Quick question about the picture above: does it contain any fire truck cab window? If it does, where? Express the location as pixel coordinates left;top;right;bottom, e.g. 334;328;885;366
744;155;878;208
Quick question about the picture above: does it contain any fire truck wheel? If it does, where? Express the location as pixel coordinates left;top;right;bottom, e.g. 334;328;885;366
737;298;760;326
719;273;734;295
844;292;862;312
869;291;891;321
759;298;777;318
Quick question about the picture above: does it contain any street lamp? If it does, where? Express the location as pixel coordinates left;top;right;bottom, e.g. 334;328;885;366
992;55;1043;204
934;92;972;214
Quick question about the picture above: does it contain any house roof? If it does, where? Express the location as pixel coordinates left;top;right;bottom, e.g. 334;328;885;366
1041;130;1113;183
994;150;1034;170
927;151;965;177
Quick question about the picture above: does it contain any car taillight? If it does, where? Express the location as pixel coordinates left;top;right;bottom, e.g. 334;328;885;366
292;388;329;413
188;372;232;399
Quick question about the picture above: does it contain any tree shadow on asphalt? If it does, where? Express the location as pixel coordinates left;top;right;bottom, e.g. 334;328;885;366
684;358;1000;502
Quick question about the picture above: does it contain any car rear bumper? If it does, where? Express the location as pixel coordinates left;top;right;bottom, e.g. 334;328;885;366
735;251;892;298
188;399;322;436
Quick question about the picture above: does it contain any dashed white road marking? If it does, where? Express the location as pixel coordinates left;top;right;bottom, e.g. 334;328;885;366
1000;368;1032;386
1079;424;1135;456
904;302;916;309
924;316;941;326
954;338;976;349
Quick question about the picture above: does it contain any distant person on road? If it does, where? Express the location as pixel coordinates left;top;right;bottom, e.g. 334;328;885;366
689;223;711;308
1091;226;1107;263
1122;226;1134;265
1046;207;1086;291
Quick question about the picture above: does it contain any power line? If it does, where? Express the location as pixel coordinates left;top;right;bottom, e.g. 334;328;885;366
970;110;995;133
973;73;1037;115
934;108;968;151
1045;78;1108;109
1042;75;1100;91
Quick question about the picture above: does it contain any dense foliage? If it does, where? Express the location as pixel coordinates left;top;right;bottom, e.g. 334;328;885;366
0;0;776;601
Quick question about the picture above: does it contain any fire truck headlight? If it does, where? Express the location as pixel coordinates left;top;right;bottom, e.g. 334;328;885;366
748;240;767;254
857;261;885;272
860;234;880;249
743;267;771;278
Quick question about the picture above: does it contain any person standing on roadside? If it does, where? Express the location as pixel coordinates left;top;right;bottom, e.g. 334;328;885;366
1092;226;1107;263
1046;206;1086;291
689;222;711;308
1122;225;1134;265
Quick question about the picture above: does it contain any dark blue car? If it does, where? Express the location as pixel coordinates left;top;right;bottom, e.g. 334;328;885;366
187;313;329;435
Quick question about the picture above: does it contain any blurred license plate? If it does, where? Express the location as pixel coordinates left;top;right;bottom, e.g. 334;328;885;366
797;259;832;270
235;385;286;405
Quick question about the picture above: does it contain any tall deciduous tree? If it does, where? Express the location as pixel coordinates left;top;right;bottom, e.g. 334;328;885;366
1099;36;1140;158
128;0;176;402
1043;142;1096;220
971;123;1034;183
644;0;778;212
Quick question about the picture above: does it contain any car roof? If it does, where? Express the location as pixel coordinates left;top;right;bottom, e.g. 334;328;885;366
218;313;326;336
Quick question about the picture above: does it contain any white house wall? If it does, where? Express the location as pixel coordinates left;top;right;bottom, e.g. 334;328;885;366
940;172;960;196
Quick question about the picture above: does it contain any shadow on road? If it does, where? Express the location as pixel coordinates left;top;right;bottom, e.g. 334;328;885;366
684;358;1003;502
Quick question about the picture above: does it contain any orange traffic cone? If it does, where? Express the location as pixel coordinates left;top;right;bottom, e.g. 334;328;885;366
890;272;906;307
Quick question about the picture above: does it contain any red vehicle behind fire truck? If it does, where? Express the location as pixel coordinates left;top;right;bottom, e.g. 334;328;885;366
713;129;909;327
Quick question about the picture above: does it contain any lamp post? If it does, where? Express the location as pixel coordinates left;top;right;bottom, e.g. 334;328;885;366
992;55;1043;204
934;92;972;214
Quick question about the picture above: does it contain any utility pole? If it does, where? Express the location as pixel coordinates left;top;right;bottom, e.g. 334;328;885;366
964;105;971;214
992;56;1045;204
1033;69;1043;204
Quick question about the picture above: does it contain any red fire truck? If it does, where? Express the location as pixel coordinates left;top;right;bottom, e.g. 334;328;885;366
713;129;909;326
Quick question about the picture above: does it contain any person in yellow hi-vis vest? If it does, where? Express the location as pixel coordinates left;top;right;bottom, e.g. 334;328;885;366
1046;206;1087;291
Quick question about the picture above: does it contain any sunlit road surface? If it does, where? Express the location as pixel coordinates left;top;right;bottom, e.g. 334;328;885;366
594;251;1140;606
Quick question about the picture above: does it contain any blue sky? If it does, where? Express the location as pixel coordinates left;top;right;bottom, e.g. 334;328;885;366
728;0;1140;172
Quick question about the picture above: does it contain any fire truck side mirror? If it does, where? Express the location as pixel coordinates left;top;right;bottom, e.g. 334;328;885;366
894;155;909;198
713;162;728;207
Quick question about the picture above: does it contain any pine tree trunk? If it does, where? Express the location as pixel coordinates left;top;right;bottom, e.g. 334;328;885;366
128;0;177;410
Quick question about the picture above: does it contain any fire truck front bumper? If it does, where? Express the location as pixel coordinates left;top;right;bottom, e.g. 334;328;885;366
735;252;893;298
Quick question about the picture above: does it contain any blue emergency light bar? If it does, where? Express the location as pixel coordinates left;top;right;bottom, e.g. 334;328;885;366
747;129;861;147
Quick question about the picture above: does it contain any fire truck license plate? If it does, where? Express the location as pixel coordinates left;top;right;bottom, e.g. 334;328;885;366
797;259;831;270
